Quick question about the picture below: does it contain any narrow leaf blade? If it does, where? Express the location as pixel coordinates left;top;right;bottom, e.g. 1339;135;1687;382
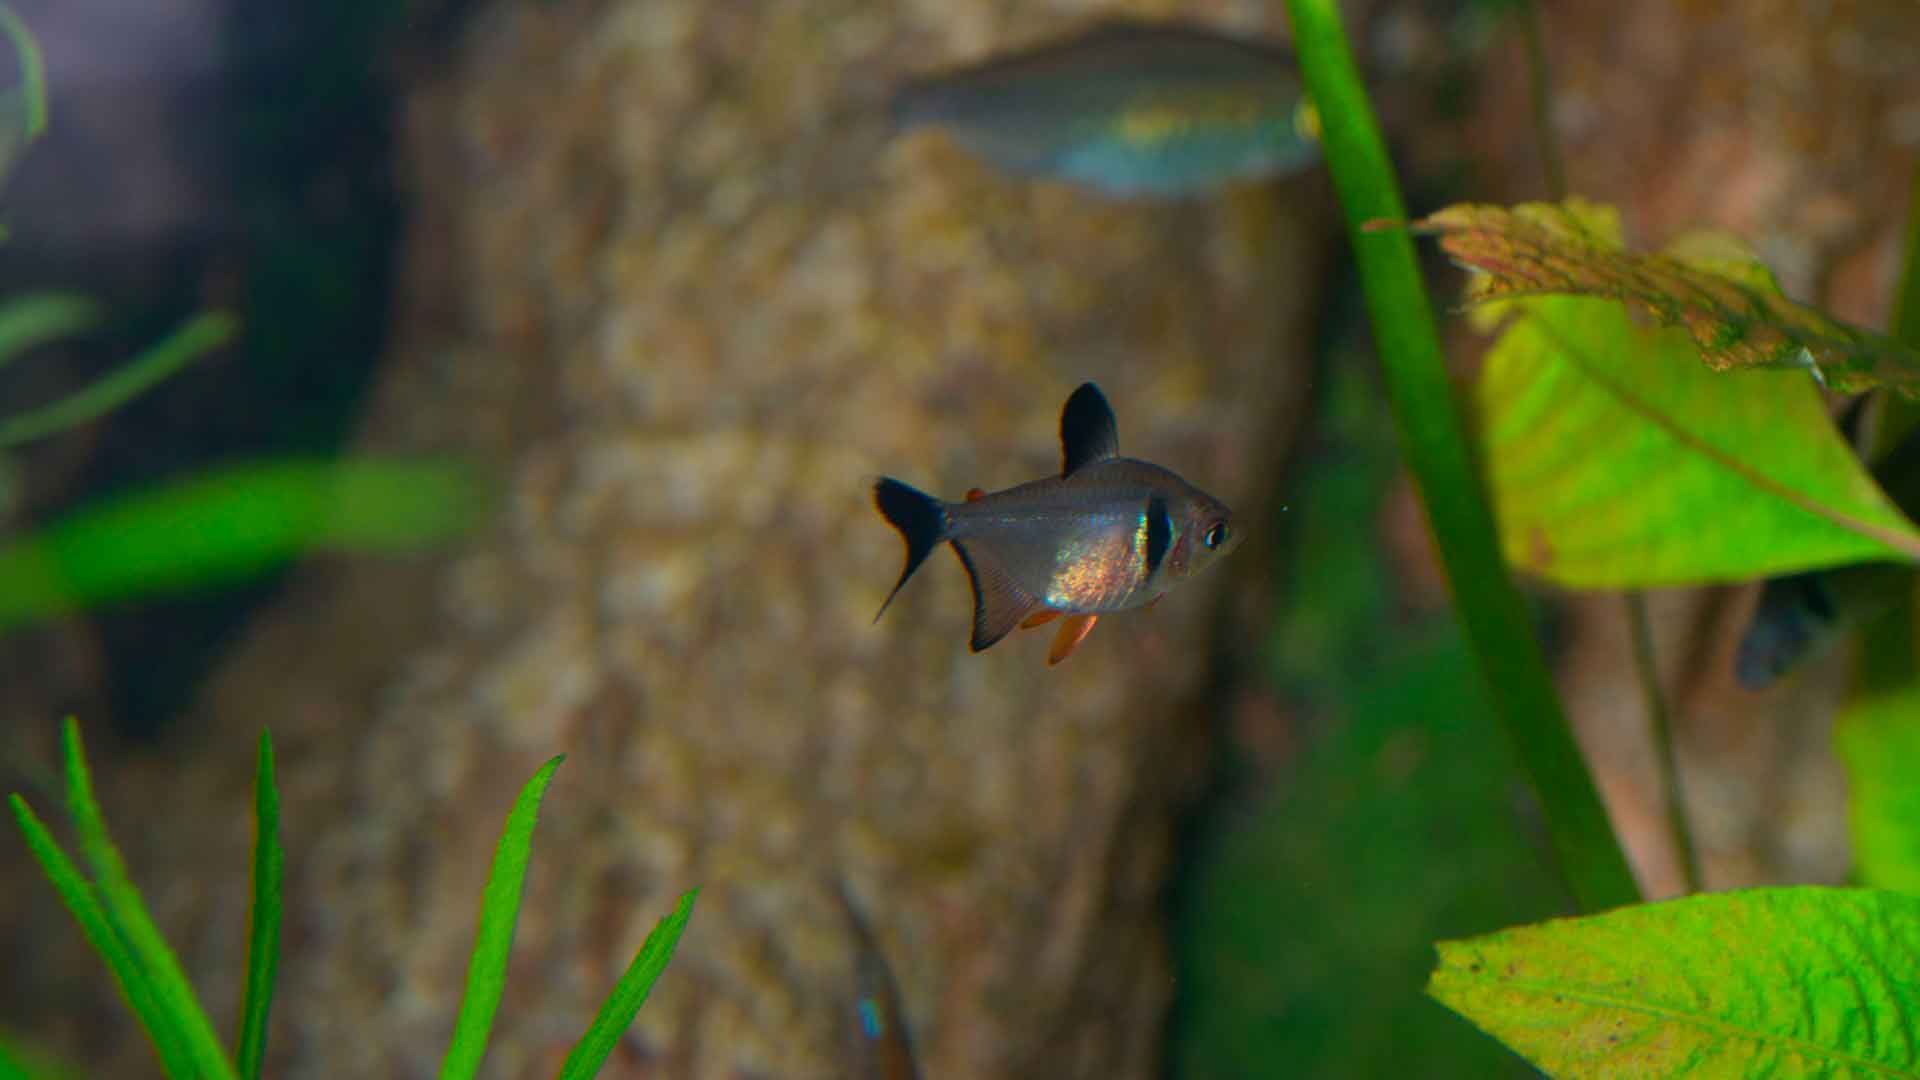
0;310;237;449
0;1030;78;1080
7;793;192;1076
0;294;101;368
554;888;699;1080
58;720;237;1080
1476;269;1920;586
439;755;566;1080
234;729;282;1080
1429;887;1920;1077
1413;199;1920;393
0;456;487;632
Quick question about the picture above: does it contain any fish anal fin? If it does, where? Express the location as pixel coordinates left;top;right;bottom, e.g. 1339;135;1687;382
951;540;1042;651
1047;614;1098;666
1060;382;1120;476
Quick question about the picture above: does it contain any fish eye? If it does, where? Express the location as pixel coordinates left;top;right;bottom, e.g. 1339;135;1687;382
1204;522;1229;550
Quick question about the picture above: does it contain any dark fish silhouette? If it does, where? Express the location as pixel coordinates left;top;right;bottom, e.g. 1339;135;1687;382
1736;414;1920;689
873;382;1239;665
890;18;1318;198
833;882;921;1080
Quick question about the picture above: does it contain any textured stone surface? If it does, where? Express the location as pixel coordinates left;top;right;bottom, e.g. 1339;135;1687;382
0;2;1323;1076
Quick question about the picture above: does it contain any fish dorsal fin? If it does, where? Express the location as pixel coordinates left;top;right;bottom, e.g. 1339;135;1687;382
1060;382;1119;476
950;540;1044;651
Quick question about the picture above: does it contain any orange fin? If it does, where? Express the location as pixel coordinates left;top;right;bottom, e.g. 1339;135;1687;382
1020;609;1061;629
1046;614;1098;666
965;487;987;502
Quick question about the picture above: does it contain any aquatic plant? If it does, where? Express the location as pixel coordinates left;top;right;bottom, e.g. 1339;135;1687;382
1;719;696;1079
1276;0;1920;1074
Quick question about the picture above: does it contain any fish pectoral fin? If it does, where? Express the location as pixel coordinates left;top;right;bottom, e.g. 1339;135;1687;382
1046;614;1098;666
951;540;1043;652
1020;609;1061;629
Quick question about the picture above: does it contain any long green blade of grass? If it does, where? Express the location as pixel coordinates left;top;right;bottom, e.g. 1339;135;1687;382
0;310;237;449
1280;0;1639;911
58;720;238;1080
0;456;486;632
0;3;46;142
0;294;101;369
554;888;699;1080
7;793;192;1076
234;729;282;1080
439;755;566;1080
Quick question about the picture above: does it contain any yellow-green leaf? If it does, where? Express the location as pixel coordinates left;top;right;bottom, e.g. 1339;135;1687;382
1413;199;1920;394
1476;290;1920;587
1837;685;1920;895
1429;887;1920;1078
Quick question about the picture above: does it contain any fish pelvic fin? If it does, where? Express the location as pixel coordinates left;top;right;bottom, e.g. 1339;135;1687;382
1046;613;1098;666
950;540;1044;651
1060;382;1120;476
873;477;950;622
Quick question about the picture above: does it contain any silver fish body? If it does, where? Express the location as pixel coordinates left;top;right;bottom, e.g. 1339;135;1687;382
890;19;1318;198
874;382;1238;659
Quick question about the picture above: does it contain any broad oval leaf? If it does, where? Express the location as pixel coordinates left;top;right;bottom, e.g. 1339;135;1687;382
1476;291;1920;587
1429;887;1920;1078
1837;686;1920;895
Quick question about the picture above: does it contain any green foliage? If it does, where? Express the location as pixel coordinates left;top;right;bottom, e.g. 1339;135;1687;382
9;723;696;1077
555;888;699;1080
1176;633;1557;1079
440;755;566;1080
0;311;238;450
0;457;487;631
1413;199;1920;394
235;730;282;1080
0;1;47;188
1282;0;1636;913
1430;887;1920;1077
0;296;101;368
1476;287;1920;587
0;1031;74;1080
1835;686;1920;894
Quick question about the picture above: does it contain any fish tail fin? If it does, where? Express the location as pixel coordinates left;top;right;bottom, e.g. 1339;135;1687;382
873;477;949;621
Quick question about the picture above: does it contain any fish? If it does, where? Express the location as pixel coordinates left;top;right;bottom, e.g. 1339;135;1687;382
889;18;1319;199
1735;410;1920;689
872;381;1240;665
832;881;922;1080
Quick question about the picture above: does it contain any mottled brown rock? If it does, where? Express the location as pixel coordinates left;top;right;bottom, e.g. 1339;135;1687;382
0;2;1323;1077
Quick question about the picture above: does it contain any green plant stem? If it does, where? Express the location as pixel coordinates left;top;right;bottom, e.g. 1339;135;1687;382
1283;0;1639;911
1859;170;1920;694
1624;593;1699;892
1513;0;1565;201
0;310;236;449
234;729;282;1080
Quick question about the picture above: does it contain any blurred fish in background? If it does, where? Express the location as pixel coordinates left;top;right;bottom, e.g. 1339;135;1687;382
889;18;1319;199
1736;408;1920;689
833;882;921;1080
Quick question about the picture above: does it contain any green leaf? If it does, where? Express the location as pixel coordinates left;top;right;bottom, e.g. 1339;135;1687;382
7;793;191;1075
0;2;47;184
439;755;565;1080
1282;0;1636;912
0;456;487;632
234;729;282;1080
554;888;699;1080
57;720;237;1080
1836;686;1920;894
0;294;101;367
1412;199;1920;394
1475;270;1920;588
1429;886;1920;1078
0;310;238;449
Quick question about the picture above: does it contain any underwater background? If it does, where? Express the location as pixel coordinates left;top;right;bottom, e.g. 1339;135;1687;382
1;0;1917;1076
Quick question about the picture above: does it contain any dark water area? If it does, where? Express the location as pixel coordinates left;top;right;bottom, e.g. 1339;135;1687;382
0;0;409;737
